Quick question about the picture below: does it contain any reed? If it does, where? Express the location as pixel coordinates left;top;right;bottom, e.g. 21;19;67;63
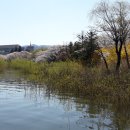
0;59;7;72
8;59;130;103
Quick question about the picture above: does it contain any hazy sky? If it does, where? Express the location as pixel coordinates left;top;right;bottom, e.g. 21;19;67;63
0;0;117;45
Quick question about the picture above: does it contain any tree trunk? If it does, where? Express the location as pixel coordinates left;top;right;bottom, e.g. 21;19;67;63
115;40;123;73
124;43;130;69
96;42;109;71
116;52;121;72
100;50;109;71
102;55;109;71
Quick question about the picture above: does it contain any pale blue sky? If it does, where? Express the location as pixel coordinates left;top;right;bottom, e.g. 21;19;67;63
0;0;115;45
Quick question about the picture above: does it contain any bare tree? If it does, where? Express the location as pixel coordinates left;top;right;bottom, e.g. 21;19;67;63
97;35;110;71
91;1;130;72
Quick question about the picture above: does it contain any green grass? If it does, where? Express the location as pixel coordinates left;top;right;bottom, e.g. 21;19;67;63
0;59;7;72
9;59;39;74
7;59;130;104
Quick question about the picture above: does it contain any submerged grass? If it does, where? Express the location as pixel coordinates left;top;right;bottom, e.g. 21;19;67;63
7;59;130;104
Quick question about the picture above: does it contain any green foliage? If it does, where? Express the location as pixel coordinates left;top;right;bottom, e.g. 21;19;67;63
67;30;100;66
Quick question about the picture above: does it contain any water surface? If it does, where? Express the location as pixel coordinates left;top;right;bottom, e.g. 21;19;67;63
0;71;129;130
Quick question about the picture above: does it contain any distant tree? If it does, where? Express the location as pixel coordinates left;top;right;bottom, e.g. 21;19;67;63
82;30;98;66
74;31;98;64
73;41;81;51
67;30;100;65
77;31;87;47
68;42;73;54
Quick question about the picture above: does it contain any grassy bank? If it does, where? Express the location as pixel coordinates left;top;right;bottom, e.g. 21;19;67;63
7;59;130;104
0;59;7;72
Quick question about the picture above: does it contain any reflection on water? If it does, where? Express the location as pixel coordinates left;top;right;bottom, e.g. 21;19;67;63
0;71;130;130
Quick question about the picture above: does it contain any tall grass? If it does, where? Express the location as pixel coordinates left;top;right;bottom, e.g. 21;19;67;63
0;59;7;72
8;59;130;103
9;59;39;74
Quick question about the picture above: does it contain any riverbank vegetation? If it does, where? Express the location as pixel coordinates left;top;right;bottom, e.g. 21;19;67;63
0;59;7;72
3;59;129;104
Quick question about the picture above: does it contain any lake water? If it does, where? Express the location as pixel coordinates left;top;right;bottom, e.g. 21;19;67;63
0;71;129;130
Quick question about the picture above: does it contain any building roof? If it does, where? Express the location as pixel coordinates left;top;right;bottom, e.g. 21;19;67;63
0;44;20;49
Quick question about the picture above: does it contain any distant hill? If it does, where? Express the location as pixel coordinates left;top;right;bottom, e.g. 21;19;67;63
22;44;51;51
